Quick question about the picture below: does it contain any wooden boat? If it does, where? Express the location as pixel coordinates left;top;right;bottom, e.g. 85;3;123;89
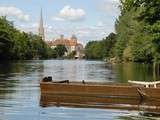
40;77;160;100
40;77;160;115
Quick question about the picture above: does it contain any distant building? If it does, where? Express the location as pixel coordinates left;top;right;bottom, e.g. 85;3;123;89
38;9;84;58
47;35;84;58
38;9;45;40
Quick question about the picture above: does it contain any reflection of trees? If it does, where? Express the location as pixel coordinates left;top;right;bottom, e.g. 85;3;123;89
113;63;154;83
118;115;154;120
0;60;44;96
0;61;18;97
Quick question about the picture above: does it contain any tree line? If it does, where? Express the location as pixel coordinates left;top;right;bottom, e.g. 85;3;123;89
0;17;80;60
85;33;116;60
0;16;53;60
85;0;160;64
114;0;160;63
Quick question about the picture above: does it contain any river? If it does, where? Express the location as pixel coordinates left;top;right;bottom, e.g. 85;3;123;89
0;60;159;120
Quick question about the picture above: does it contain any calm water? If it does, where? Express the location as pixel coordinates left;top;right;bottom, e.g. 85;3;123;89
0;60;159;120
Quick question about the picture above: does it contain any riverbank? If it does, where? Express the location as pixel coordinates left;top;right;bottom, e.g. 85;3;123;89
85;1;160;64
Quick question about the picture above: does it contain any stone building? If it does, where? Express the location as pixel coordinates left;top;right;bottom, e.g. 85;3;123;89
37;9;84;58
47;35;84;58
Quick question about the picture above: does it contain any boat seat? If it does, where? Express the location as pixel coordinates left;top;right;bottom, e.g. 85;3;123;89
128;80;160;88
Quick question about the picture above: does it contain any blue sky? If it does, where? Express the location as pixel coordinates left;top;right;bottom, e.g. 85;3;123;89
0;0;120;45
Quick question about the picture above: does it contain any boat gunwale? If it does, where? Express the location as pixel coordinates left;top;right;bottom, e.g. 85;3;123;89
40;81;160;89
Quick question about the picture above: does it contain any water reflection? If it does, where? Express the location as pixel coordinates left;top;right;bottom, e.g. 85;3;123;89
0;60;159;120
40;93;160;117
43;60;114;82
114;63;154;83
118;115;158;120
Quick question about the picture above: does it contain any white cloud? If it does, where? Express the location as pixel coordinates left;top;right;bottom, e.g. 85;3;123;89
59;6;85;21
0;6;30;22
43;23;113;44
16;20;114;44
51;5;86;22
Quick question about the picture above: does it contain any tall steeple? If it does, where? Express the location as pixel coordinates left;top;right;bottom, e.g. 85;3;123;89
38;8;45;40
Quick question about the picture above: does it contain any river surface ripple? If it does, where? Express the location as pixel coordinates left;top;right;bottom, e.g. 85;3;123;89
0;60;159;120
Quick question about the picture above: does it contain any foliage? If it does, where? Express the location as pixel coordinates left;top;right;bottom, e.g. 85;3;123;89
67;50;76;59
85;0;160;65
85;33;116;60
0;16;53;60
49;49;57;58
54;44;67;58
0;29;13;59
113;0;160;63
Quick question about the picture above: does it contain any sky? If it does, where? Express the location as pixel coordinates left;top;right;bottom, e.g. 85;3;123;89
0;0;120;45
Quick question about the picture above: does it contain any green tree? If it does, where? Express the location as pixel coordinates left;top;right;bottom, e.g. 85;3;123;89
67;50;76;59
54;45;67;57
113;0;160;63
0;16;52;60
0;30;13;59
85;41;102;59
85;33;116;60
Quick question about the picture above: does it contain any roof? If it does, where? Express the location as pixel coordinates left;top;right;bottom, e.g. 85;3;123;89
47;39;77;46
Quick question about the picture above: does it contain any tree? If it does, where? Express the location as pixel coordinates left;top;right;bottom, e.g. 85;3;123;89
54;45;67;57
136;0;160;79
0;16;52;60
0;30;13;59
67;50;76;59
85;33;116;60
113;0;160;63
85;41;102;59
103;33;116;58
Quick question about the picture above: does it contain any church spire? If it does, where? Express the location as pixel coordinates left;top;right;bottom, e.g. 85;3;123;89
38;8;45;40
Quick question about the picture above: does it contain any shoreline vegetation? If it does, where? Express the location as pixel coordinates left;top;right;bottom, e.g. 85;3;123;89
0;17;74;60
0;16;53;60
85;0;160;65
0;0;159;66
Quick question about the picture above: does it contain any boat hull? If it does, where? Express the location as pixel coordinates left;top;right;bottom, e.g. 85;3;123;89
40;93;160;113
40;82;160;99
40;81;160;114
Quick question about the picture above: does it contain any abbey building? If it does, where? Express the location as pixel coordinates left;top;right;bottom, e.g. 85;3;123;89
38;9;84;58
47;35;84;58
38;9;45;41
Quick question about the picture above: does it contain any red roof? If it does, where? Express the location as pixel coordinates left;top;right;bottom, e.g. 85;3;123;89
47;39;77;46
